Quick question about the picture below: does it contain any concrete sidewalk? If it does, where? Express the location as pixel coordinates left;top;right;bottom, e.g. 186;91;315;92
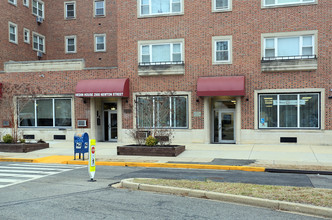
0;141;331;170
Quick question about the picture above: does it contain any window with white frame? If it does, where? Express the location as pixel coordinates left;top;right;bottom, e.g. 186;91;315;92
24;28;30;44
65;2;76;19
212;36;232;64
137;96;187;128
32;33;45;52
8;0;17;5
65;35;76;53
18;98;72;127
32;0;44;18
140;42;183;64
9;22;18;44
259;93;320;129
264;35;315;59
264;0;315;7
23;0;29;7
94;0;105;16
140;0;182;16
94;34;106;52
213;0;231;11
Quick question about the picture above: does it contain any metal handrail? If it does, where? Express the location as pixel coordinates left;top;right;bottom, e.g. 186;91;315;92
139;61;184;66
262;55;317;61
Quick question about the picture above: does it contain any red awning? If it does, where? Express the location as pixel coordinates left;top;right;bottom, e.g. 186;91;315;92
197;76;245;96
75;78;129;97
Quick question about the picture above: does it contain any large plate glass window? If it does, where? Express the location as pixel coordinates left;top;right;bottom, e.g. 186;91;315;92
137;96;187;128
259;93;319;129
18;98;72;127
140;0;181;16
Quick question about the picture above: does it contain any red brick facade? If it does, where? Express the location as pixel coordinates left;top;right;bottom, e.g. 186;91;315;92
0;0;331;144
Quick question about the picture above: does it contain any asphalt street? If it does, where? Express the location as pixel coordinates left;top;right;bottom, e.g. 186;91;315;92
0;162;328;219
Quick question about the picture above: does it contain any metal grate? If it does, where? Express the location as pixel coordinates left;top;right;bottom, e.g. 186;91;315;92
262;55;316;61
139;61;184;66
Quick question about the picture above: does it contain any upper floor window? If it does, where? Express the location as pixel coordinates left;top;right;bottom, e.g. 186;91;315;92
33;32;45;53
23;0;29;7
65;2;76;19
8;0;17;6
140;0;182;17
65;35;76;53
140;42;183;65
94;34;106;52
264;0;315;7
264;35;314;59
213;0;232;11
94;0;105;16
32;0;44;18
9;22;18;44
24;28;30;44
212;36;232;64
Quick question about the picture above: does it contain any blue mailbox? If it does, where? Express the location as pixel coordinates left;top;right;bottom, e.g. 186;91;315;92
74;133;89;160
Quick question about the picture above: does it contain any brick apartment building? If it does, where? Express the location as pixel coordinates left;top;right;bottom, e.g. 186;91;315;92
0;0;331;145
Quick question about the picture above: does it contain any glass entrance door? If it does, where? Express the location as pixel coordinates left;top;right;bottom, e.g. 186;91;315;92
104;111;117;141
214;110;235;143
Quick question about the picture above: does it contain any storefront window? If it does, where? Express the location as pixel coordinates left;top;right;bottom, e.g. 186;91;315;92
137;95;187;128
259;93;319;129
19;98;72;127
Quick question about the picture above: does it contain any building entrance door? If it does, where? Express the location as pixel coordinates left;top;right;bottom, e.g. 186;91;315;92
104;103;117;142
213;101;236;143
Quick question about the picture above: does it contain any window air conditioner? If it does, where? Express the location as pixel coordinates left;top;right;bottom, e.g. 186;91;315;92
36;16;43;24
77;120;87;127
37;51;43;58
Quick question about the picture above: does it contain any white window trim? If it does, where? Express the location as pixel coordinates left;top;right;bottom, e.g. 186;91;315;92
23;28;30;44
94;0;105;17
64;1;76;19
8;0;17;6
138;38;185;64
94;34;106;52
212;35;232;65
138;0;184;18
32;0;44;18
261;30;318;59
262;0;317;8
32;32;46;53
212;0;232;12
65;35;77;54
23;0;29;7
254;88;325;130
8;22;18;44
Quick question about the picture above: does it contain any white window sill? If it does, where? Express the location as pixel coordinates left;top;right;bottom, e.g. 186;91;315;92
262;2;317;9
138;12;184;19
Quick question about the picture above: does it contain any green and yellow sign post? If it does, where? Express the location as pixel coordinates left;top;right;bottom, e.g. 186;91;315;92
88;139;96;182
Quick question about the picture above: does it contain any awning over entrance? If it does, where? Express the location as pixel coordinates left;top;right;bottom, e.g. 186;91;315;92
197;76;245;96
75;78;129;97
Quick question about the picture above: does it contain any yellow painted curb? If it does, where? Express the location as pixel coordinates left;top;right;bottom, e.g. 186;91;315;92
0;157;265;172
33;156;74;164
0;158;35;163
65;160;265;172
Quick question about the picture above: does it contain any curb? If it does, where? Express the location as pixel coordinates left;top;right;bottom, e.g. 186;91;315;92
120;178;332;219
266;168;332;175
65;160;266;172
